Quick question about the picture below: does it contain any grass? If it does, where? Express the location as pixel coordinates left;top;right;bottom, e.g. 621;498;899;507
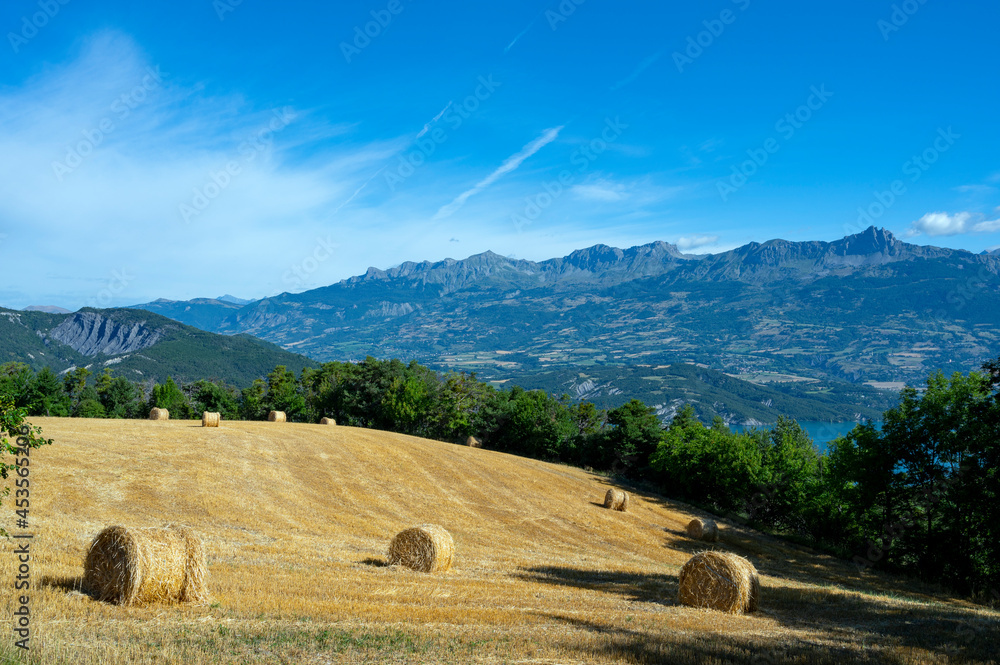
1;418;998;664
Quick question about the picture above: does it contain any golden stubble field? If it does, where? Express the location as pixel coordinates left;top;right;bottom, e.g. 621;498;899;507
1;418;997;664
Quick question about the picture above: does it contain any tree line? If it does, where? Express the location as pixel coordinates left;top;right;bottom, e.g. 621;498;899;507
1;356;998;603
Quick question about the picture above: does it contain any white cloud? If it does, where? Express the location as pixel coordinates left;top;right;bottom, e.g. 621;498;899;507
434;126;563;219
908;211;1000;236
676;234;720;251
910;212;972;236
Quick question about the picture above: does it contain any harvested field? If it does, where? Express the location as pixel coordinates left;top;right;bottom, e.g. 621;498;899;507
2;418;997;664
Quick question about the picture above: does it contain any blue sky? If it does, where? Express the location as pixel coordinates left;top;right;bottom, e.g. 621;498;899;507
0;0;997;309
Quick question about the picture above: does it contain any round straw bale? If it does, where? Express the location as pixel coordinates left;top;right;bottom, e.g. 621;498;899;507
685;517;719;542
148;408;169;421
603;488;629;511
465;435;481;448
678;551;759;614
267;410;286;423
83;525;209;606
387;524;454;573
202;412;220;428
320;417;336;425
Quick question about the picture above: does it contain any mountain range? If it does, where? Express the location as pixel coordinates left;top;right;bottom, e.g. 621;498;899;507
121;227;1000;423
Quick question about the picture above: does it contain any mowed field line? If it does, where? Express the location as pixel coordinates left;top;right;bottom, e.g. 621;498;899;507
1;418;997;664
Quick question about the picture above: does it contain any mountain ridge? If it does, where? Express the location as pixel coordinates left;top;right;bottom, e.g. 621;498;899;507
123;227;1000;421
131;227;994;310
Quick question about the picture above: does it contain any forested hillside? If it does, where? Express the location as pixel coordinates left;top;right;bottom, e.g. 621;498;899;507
0;307;314;386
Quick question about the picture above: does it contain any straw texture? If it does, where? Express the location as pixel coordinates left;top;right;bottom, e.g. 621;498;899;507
686;518;719;542
603;488;629;512
83;525;209;606
148;408;169;421
387;524;454;573
678;551;759;614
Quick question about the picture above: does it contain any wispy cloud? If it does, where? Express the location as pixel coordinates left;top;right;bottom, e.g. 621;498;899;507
954;184;997;195
0;30;400;307
434;126;564;219
908;211;1000;237
330;165;389;215
415;102;453;139
699;138;725;153
572;176;686;206
572;182;629;202
610;52;663;91
504;16;539;53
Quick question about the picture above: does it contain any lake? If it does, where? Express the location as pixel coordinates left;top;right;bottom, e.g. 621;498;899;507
732;420;881;452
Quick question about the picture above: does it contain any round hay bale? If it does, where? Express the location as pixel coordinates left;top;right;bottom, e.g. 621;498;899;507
465;435;481;448
387;524;454;573
678;551;759;614
603;488;629;512
320;417;336;425
202;412;220;428
148;408;169;421
83;525;209;606
267;410;286;423
685;517;719;542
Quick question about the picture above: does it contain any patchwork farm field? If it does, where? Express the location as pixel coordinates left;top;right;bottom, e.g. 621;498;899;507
2;418;998;664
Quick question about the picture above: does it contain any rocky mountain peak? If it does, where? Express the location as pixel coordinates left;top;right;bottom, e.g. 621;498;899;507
837;226;902;256
47;311;163;357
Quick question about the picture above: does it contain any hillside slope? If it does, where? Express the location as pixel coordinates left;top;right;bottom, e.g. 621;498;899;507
4;419;997;664
0;307;314;385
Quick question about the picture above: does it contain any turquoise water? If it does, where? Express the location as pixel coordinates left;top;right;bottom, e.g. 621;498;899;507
732;421;880;451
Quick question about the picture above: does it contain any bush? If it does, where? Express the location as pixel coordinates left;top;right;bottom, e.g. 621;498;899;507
0;396;53;536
